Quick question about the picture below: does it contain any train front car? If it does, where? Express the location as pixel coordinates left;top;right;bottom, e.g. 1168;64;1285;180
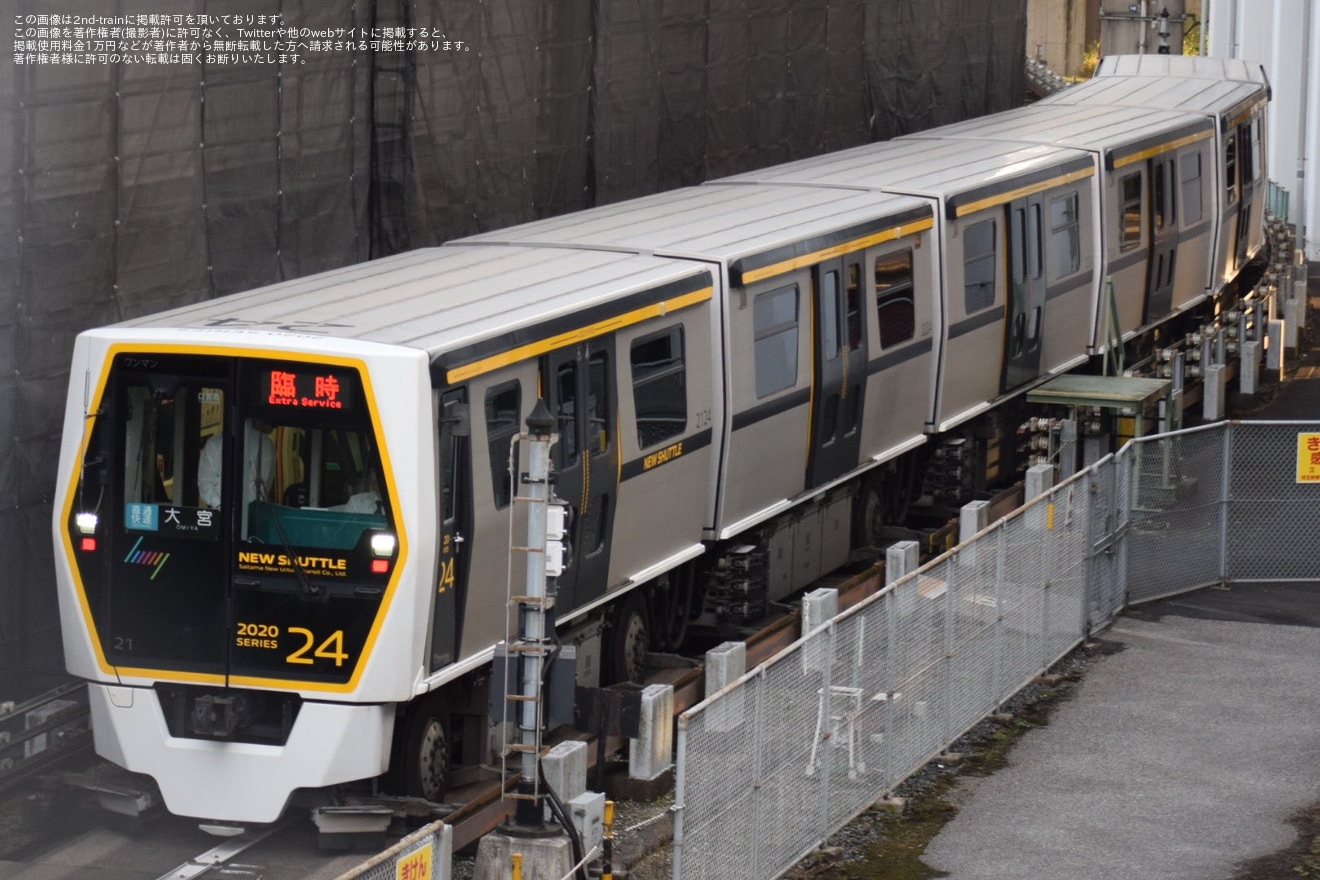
54;329;431;824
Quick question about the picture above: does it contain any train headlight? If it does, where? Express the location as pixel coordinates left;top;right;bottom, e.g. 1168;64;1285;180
75;512;98;535
370;532;397;558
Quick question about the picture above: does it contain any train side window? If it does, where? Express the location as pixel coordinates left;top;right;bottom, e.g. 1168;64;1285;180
820;269;840;361
753;285;799;398
631;325;686;449
1251;118;1263;182
556;362;578;465
587;351;610;455
484;382;520;509
1049;191;1081;278
875;249;915;349
1181;153;1203;224
963;219;997;313
440;391;466;525
845;263;863;351
1120;173;1142;251
1224;133;1238;204
1153;162;1166;232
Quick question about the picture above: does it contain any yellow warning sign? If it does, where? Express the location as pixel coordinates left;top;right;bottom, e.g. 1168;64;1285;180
396;842;433;880
1297;433;1320;483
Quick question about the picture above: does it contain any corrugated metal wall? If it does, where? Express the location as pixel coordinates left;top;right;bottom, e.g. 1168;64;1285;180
0;0;1026;697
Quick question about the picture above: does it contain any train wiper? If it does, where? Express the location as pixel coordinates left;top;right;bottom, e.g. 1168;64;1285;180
266;513;324;601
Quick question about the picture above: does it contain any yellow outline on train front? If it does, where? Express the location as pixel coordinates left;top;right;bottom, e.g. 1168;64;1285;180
59;342;408;694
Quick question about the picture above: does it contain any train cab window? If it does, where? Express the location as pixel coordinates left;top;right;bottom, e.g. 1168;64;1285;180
631;325;687;448
587;351;610;455
485;382;520;509
753;285;799;398
962;219;997;313
1237;125;1255;190
1120;173;1143;251
1049;192;1081;278
238;423;391;547
1181;153;1203;224
122;383;223;515
874;249;915;348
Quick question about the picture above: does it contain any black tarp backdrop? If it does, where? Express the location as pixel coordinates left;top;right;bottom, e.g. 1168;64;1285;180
1;0;1025;697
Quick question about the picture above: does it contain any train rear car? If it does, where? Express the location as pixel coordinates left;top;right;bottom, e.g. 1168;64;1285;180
1040;55;1270;294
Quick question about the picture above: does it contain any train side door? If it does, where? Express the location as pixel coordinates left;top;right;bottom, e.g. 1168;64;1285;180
1003;194;1046;391
1145;155;1179;323
807;255;867;488
544;340;618;613
429;388;468;672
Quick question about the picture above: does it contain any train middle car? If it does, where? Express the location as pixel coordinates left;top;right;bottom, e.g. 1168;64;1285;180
52;57;1270;826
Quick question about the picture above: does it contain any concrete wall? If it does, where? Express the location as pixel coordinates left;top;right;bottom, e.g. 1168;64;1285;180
1027;0;1099;76
1099;0;1189;58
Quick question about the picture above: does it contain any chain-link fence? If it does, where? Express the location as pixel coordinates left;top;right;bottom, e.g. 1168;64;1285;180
673;420;1320;880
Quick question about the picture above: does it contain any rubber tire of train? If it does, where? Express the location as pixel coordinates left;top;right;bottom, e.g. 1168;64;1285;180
603;591;650;685
398;693;452;802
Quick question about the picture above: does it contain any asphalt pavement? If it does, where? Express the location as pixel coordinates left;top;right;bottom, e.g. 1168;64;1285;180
923;276;1320;879
924;585;1320;879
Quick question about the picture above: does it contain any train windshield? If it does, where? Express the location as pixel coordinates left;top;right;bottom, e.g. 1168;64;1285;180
68;352;397;683
112;357;393;551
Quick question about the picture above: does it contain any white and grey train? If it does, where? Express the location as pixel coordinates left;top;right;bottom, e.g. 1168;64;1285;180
54;56;1269;824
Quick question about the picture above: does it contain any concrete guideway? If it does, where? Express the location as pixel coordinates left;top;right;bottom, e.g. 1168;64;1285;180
924;584;1320;879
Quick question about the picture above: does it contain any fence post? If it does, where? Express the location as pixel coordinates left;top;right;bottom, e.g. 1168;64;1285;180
672;716;687;880
1219;423;1233;583
883;587;898;785
992;525;1006;702
942;552;957;744
750;665;767;878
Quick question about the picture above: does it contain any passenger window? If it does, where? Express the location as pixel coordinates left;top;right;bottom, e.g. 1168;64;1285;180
1121;173;1142;251
963;219;997;313
821;269;840;361
556;362;578;465
631;326;687;449
1225;133;1238;204
753;285;799;398
1153;162;1166;232
1181;153;1203;224
845;263;863;351
587;351;609;455
1049;192;1081;278
875;249;915;348
485;382;520;509
1251;118;1263;181
439;393;464;524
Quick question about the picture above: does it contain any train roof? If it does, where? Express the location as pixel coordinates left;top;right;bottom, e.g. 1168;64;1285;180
106;245;713;361
1093;54;1267;84
716;138;1094;214
909;102;1213;164
1041;56;1268;117
457;182;931;267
